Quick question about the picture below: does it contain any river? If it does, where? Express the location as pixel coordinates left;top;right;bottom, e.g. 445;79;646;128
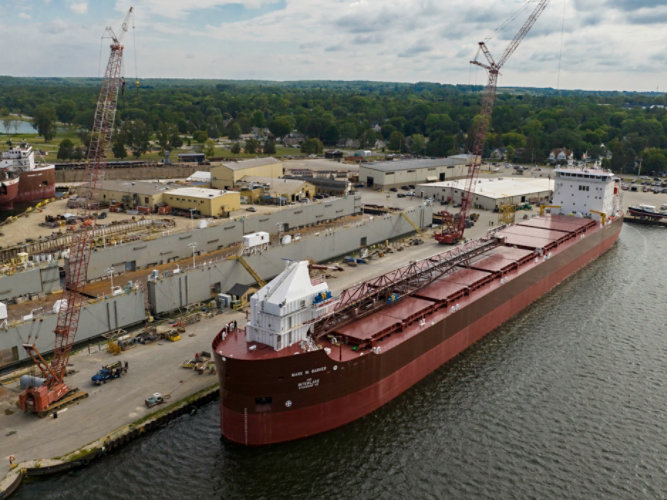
13;223;667;499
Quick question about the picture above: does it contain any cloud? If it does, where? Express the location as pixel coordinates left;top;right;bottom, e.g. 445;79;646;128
69;1;88;15
115;0;279;20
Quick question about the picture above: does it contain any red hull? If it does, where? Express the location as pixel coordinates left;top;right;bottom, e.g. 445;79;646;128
14;166;56;204
0;175;20;210
214;215;622;445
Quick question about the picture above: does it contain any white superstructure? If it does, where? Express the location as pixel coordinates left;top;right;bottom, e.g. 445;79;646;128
552;167;619;220
0;143;37;171
246;261;334;350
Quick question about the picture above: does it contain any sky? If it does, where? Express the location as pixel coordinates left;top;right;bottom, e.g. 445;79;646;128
0;0;666;92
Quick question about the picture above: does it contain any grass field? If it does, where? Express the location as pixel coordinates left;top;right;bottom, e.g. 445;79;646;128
2;123;309;162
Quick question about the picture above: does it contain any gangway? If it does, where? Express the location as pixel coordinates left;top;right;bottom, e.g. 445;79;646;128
400;211;422;234
228;256;267;287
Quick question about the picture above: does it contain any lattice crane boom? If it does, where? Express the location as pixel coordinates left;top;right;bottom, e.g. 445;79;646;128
435;0;549;244
19;7;134;414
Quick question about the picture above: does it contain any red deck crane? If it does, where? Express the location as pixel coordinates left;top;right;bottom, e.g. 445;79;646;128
19;7;134;415
435;0;549;244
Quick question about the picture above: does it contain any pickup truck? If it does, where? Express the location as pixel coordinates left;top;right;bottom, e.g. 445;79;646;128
145;392;168;408
91;361;127;385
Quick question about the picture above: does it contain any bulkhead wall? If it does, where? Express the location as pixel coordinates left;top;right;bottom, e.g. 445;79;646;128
0;290;146;369
86;196;362;280
148;205;432;315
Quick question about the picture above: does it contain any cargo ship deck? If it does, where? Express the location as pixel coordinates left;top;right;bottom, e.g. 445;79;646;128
215;214;603;364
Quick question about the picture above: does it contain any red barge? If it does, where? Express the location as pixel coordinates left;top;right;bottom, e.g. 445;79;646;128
0;143;56;210
213;167;623;445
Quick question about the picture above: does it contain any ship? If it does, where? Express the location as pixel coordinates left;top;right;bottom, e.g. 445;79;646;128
627;204;667;220
212;166;624;445
0;142;56;210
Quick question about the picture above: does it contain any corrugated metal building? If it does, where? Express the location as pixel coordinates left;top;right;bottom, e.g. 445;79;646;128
80;180;174;209
163;187;241;217
359;157;471;188
416;177;554;210
210;157;283;189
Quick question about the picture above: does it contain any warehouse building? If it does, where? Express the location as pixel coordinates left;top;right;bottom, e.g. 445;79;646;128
163;187;240;217
359;157;471;188
79;180;174;209
210;157;283;189
236;176;316;203
416;177;554;211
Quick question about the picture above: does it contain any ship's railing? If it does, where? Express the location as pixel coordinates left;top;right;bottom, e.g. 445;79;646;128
313;237;500;339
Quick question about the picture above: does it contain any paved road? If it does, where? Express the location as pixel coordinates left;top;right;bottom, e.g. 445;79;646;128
0;310;244;480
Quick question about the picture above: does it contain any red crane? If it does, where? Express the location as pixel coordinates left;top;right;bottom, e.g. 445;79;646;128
435;0;549;244
19;7;134;415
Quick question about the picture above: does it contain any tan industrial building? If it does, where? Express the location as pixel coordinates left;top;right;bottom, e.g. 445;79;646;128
416;177;554;211
163;187;240;217
210;157;283;189
237;176;316;203
79;180;174;209
359;157;471;188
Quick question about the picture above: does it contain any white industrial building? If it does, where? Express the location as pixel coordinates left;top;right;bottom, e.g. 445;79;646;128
416;177;555;211
359;157;471;188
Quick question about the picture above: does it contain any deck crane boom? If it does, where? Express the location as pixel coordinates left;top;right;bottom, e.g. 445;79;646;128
435;0;549;244
19;7;135;415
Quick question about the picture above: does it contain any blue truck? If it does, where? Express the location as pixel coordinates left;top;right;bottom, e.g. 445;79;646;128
91;361;127;385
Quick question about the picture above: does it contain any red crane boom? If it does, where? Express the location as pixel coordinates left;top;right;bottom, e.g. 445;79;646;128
435;0;549;244
19;7;134;415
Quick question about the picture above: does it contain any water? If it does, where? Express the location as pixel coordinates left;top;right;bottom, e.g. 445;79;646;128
0;121;38;135
13;225;667;499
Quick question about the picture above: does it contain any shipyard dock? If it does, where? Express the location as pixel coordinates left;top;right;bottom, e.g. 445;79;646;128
0;178;664;496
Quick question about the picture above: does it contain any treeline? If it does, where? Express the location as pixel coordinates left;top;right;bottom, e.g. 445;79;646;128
1;77;667;175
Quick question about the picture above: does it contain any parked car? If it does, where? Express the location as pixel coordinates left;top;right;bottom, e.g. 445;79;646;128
390;187;398;192
245;207;257;212
401;186;410;190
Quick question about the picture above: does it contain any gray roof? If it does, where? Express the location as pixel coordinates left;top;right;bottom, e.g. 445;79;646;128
97;180;174;196
361;157;468;173
220;157;281;171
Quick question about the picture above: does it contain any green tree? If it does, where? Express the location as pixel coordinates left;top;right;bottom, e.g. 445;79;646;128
410;133;425;155
33;105;57;141
301;137;324;155
204;138;216;157
57;138;74;160
251;110;266;128
171;134;183;148
230;142;241;154
389;130;405;152
122;119;151;158
192;130;208;143
245;137;259;154
156;122;178;154
227;123;241;141
56;100;76;124
359;129;377;149
263;138;276;155
112;138;127;159
268;116;292;139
